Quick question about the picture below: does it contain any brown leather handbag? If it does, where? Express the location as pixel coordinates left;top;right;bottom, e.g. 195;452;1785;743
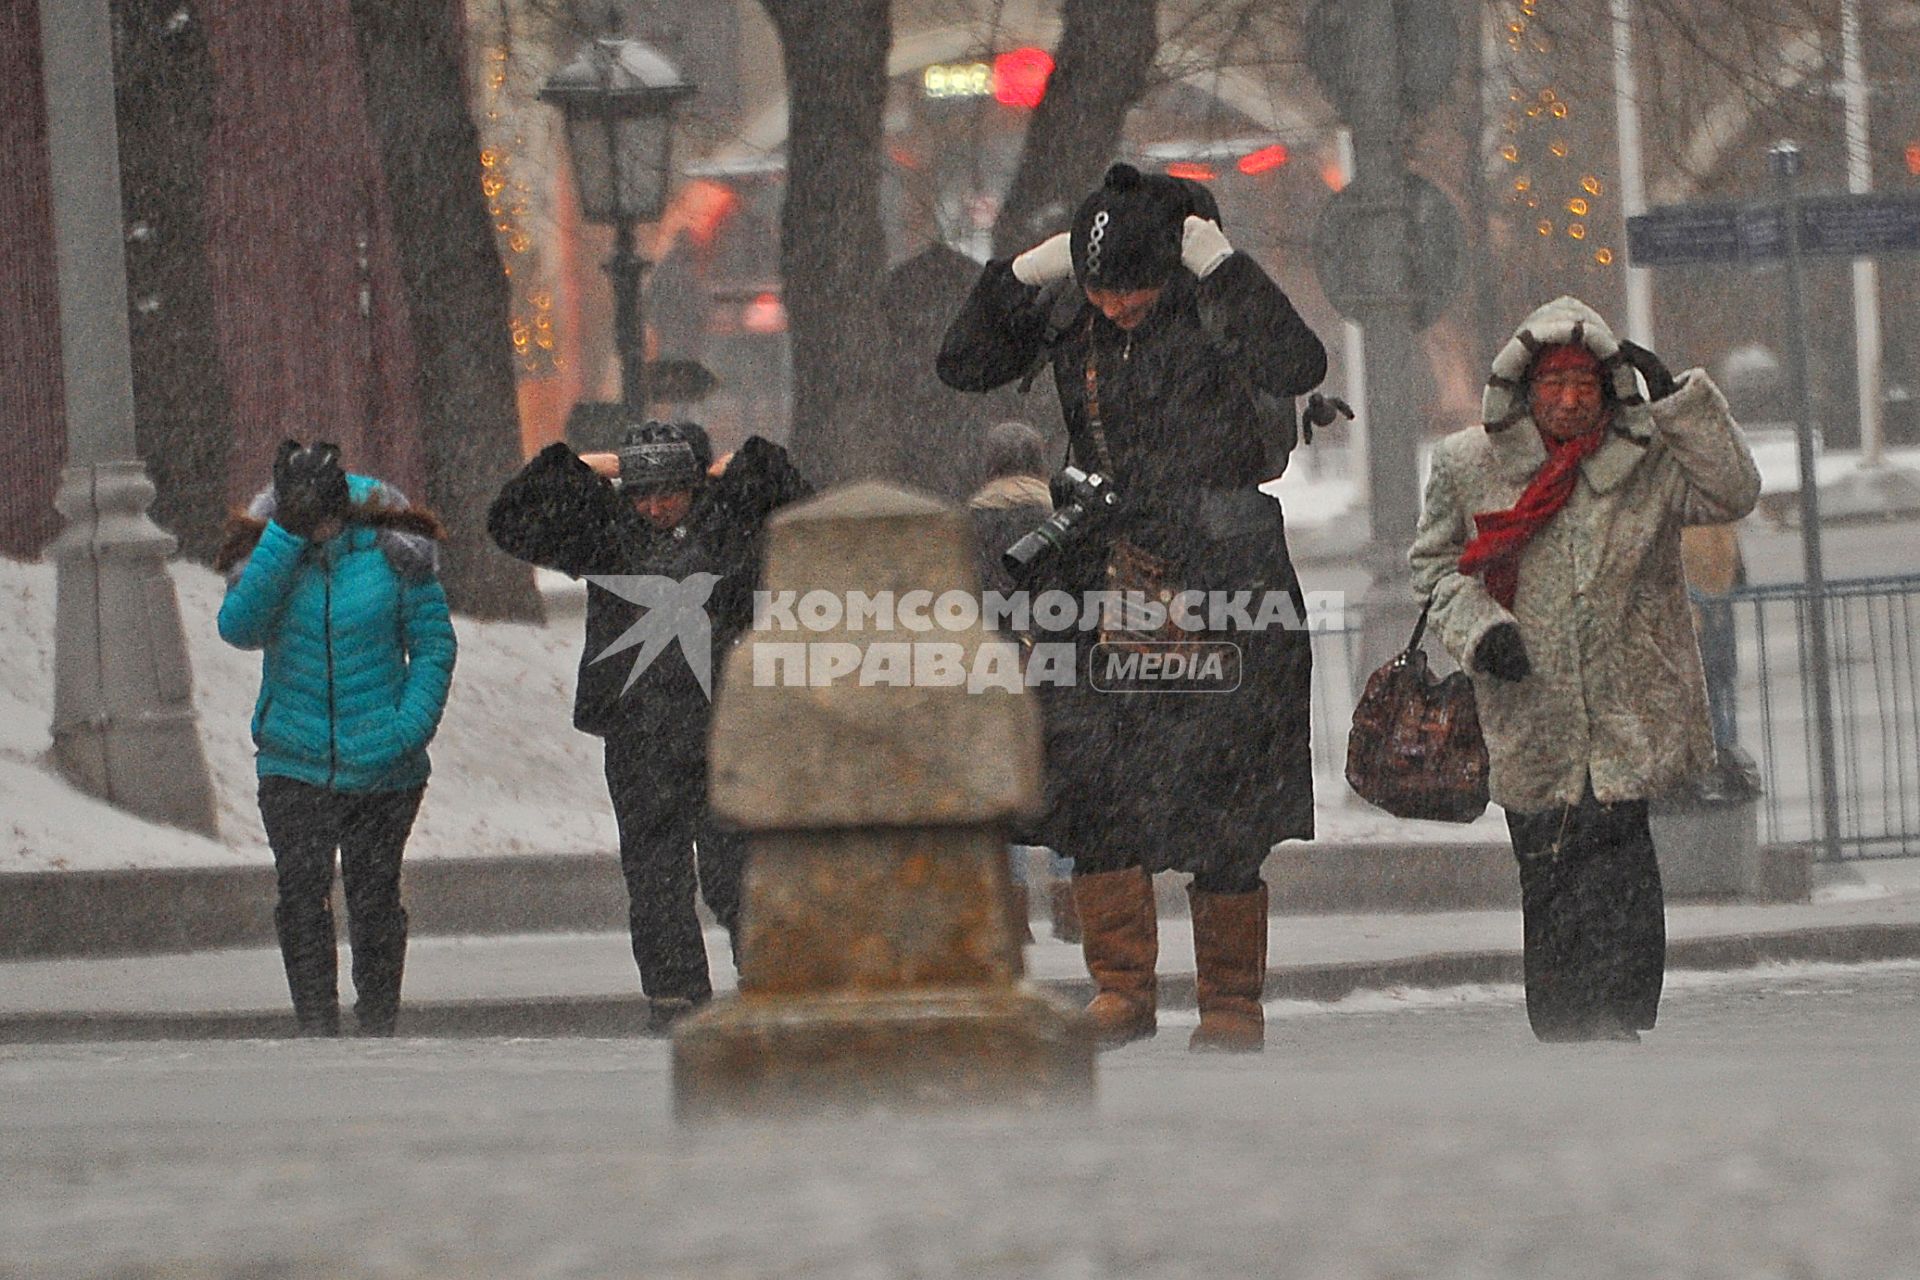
1345;602;1490;823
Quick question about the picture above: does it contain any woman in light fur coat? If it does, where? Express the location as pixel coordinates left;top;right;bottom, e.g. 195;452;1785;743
1410;296;1759;1042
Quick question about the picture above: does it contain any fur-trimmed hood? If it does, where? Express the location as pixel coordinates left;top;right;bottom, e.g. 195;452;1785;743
216;476;446;582
1479;295;1659;494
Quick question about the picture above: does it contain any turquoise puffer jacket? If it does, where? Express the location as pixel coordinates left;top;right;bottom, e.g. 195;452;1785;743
217;475;457;792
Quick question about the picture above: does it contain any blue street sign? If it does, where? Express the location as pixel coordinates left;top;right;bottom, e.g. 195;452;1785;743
1628;193;1920;267
1625;203;1780;266
1798;193;1920;256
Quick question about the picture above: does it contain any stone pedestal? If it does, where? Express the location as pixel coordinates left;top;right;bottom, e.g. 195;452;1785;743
673;483;1092;1119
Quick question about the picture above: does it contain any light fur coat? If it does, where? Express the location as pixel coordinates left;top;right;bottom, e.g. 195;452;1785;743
1409;296;1761;812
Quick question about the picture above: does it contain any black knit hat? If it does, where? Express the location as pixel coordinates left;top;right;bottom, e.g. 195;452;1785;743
1070;163;1197;289
617;420;710;493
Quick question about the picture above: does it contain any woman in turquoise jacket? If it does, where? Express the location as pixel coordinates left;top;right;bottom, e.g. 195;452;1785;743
217;442;456;1036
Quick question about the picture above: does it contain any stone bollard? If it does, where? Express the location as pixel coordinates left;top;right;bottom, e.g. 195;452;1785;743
673;482;1093;1118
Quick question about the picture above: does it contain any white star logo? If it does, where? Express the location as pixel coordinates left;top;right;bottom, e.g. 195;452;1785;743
584;573;723;698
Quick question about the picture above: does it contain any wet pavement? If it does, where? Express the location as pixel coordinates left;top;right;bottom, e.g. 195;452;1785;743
4;963;1919;1278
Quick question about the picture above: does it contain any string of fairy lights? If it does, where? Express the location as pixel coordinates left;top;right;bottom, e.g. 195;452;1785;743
1498;0;1616;272
479;38;560;377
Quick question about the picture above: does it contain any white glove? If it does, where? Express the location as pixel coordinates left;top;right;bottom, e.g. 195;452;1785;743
1181;215;1233;280
1011;232;1074;286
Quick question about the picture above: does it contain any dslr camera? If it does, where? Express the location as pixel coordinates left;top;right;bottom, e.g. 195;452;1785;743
1002;465;1122;575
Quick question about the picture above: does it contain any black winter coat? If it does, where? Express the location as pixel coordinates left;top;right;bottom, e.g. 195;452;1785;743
487;437;810;749
937;255;1328;872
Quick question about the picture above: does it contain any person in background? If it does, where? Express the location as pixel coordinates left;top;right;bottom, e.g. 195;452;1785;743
1410;297;1759;1043
216;441;456;1037
1680;521;1746;752
966;419;1079;944
487;420;809;1032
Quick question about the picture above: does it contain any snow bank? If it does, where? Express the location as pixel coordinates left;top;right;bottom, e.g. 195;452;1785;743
1747;439;1920;496
2;555;1495;873
1;557;615;873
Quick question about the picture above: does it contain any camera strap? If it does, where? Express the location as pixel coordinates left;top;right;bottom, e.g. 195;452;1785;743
1079;315;1118;477
1081;321;1207;655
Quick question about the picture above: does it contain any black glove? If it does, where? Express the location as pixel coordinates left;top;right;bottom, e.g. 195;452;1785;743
1616;339;1681;401
712;436;811;524
272;439;349;539
1302;393;1356;430
1474;623;1532;682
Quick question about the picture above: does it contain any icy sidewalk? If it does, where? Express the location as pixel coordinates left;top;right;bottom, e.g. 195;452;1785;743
6;866;1920;1041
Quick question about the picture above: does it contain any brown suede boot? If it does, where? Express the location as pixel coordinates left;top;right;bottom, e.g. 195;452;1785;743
1073;867;1158;1046
1188;884;1269;1052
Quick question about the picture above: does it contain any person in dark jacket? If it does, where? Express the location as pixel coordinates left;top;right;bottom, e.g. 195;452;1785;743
487;420;809;1031
938;163;1333;1052
966;420;1078;944
968;419;1057;601
216;441;457;1037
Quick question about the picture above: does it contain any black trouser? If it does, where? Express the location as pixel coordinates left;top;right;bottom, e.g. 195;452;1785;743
603;734;745;1003
1506;786;1665;1041
258;777;424;1036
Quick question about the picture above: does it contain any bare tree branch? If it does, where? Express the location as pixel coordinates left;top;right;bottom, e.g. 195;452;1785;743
991;0;1161;256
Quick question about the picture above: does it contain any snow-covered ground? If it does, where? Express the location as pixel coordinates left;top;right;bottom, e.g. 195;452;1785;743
9;966;1920;1278
2;557;1493;874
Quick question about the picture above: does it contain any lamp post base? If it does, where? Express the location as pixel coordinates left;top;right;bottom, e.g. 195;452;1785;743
50;461;218;837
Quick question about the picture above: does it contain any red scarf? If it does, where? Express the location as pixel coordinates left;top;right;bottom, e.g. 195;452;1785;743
1457;428;1607;608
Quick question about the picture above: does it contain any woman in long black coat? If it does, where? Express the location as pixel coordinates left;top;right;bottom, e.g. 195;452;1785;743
937;164;1329;1051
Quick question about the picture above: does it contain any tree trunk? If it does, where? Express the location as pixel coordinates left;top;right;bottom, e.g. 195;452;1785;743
347;0;541;620
992;0;1161;257
110;0;232;562
757;0;893;487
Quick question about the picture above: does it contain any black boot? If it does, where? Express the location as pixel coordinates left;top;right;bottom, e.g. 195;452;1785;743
348;909;407;1038
341;788;421;1037
275;897;341;1037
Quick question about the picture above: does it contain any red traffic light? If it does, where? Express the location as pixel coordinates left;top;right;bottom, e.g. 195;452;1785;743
1237;144;1290;176
742;292;787;335
993;47;1054;109
1165;161;1216;181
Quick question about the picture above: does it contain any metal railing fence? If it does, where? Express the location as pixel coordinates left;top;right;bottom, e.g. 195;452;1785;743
1302;575;1920;860
1734;574;1920;859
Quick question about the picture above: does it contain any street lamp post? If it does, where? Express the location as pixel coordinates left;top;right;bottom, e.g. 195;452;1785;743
540;27;694;417
39;0;217;835
1345;0;1428;682
1770;142;1843;865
